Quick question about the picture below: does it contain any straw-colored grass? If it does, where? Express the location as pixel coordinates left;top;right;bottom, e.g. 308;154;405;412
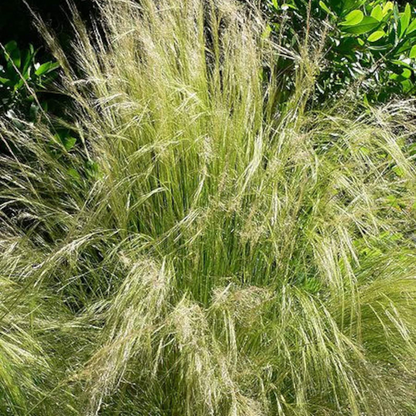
1;0;416;414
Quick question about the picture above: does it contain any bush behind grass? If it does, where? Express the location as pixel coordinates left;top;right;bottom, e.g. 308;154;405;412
1;0;416;414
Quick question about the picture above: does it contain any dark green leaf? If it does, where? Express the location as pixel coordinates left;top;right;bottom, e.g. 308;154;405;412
4;41;21;68
35;61;60;77
4;41;17;53
21;48;35;79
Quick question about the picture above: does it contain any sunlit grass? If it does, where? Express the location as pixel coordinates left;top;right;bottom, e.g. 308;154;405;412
1;0;416;414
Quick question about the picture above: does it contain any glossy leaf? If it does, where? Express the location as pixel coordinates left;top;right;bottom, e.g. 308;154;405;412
371;5;383;21
382;2;394;16
367;30;385;42
35;62;60;77
407;19;416;35
399;4;411;38
340;10;363;26
391;59;413;70
342;16;379;34
319;1;332;15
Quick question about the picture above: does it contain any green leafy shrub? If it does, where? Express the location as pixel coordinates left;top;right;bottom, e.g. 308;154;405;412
0;41;92;178
1;0;416;415
263;0;416;103
0;41;59;119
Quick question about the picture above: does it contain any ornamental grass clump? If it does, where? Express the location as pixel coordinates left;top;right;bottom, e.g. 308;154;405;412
1;0;416;415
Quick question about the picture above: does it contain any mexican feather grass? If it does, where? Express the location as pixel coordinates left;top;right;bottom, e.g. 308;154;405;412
1;0;416;414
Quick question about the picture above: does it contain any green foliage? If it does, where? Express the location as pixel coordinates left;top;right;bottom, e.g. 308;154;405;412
0;41;59;119
1;0;416;415
0;41;88;178
264;0;416;102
